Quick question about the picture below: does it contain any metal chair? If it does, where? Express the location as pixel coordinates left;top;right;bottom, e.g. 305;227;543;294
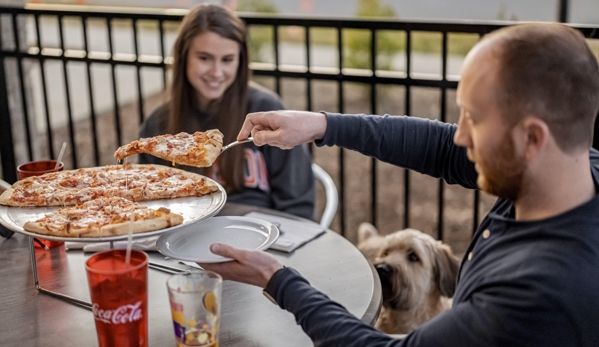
312;163;338;229
0;179;9;192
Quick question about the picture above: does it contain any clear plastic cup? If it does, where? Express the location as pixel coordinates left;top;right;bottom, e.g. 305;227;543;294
166;271;222;347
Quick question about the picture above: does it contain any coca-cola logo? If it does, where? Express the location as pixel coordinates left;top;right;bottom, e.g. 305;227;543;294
92;301;143;324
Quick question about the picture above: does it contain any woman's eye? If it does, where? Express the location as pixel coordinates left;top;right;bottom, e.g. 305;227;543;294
408;252;419;262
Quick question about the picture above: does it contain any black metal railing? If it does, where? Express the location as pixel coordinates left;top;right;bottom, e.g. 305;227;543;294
1;4;598;239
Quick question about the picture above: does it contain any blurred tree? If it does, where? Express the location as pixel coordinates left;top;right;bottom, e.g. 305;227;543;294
344;0;402;70
238;0;278;62
237;0;277;13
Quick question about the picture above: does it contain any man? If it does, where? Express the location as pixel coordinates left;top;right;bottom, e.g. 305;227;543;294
200;23;599;346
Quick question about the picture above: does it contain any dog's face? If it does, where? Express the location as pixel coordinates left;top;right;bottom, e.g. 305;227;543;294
358;223;460;311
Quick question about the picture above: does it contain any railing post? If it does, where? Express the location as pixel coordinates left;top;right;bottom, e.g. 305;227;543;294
558;0;569;23
0;57;17;184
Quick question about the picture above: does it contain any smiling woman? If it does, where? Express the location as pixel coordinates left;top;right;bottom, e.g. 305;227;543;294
137;4;316;220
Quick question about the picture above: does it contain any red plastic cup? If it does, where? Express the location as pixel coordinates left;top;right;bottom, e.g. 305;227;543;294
17;159;65;249
86;249;149;347
17;159;64;179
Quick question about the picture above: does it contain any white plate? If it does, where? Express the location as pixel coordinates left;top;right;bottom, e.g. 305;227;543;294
156;216;279;263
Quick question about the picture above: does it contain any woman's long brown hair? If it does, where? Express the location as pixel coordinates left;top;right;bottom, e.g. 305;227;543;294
168;4;249;193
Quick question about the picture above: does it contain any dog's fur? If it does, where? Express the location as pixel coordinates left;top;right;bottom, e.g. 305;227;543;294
357;223;460;334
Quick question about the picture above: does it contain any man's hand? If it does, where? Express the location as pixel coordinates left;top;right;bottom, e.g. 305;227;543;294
237;111;327;149
198;243;284;289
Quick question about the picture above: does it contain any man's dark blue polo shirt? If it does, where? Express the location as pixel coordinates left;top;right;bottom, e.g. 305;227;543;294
265;113;599;347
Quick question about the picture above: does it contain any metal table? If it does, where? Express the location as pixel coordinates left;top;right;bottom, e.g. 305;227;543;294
0;203;381;347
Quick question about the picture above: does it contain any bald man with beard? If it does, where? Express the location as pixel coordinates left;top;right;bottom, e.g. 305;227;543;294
200;23;599;347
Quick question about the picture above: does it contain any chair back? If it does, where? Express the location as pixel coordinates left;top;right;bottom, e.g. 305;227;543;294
312;163;338;229
0;179;9;192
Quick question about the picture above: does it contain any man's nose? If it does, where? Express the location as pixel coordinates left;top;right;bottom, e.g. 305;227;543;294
453;116;471;148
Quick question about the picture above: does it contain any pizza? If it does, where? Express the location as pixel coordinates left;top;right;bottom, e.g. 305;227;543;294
0;163;220;207
23;196;184;238
114;130;224;167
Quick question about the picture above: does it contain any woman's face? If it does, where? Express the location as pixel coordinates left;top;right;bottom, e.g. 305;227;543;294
186;31;240;109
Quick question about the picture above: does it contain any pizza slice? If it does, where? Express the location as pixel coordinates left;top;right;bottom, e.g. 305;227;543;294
23;196;184;238
114;130;224;167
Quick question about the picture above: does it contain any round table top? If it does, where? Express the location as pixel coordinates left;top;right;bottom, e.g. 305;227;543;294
0;203;381;347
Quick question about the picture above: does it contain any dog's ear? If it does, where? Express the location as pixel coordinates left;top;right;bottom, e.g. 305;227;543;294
358;223;380;243
433;243;460;298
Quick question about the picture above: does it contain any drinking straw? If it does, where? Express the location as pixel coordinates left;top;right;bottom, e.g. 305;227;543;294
55;142;67;170
125;213;134;268
34;238;50;250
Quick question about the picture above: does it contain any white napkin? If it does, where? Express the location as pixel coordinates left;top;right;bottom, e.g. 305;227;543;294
244;212;325;252
64;236;159;253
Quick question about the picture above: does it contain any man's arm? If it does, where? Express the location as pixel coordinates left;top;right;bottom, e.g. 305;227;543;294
201;244;575;347
266;265;574;347
319;113;477;188
239;110;478;189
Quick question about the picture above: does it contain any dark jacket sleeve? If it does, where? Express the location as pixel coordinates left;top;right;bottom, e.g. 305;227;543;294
316;112;478;189
265;267;570;347
266;267;400;347
250;84;316;220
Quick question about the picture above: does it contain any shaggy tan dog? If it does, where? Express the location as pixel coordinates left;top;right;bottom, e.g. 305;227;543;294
357;223;460;334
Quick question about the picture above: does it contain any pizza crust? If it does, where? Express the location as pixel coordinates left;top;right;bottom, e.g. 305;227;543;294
93;213;184;237
0;190;13;206
23;214;183;238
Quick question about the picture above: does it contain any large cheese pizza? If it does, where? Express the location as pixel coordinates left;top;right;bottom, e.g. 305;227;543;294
0;163;221;238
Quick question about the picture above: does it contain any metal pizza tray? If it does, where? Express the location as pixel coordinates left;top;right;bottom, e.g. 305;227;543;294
0;178;227;243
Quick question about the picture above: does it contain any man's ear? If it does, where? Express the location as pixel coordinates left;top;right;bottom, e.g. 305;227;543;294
519;117;550;160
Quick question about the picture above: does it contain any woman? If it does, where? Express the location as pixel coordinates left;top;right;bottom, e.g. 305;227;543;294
139;4;315;220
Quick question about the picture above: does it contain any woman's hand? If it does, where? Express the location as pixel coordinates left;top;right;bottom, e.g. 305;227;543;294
237;111;327;149
198;243;284;289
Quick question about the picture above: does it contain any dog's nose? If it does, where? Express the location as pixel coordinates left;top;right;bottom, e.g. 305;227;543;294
375;263;393;278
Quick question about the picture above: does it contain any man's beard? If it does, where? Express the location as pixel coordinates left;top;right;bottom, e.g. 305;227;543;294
470;132;527;201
